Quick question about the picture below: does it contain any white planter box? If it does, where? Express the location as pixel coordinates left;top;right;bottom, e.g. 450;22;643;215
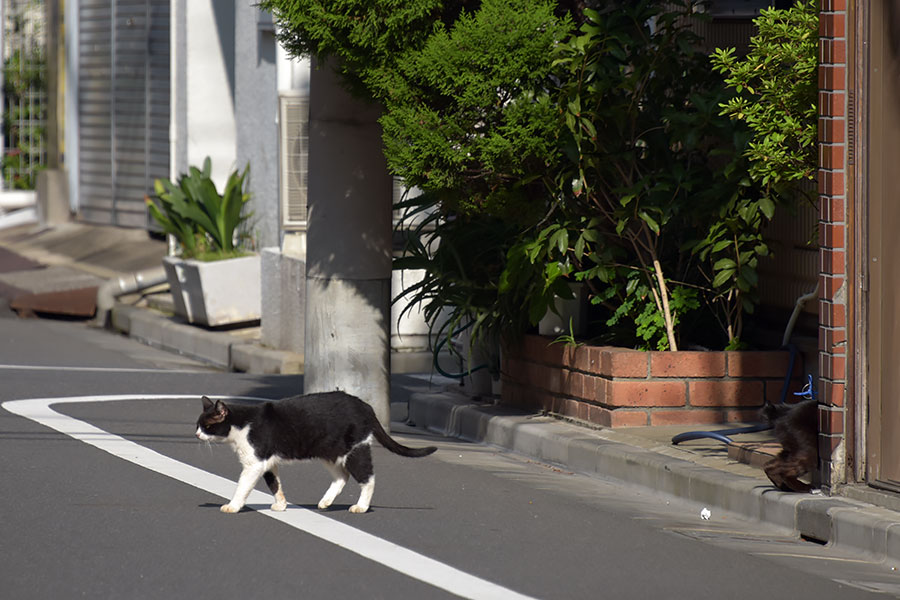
163;255;261;327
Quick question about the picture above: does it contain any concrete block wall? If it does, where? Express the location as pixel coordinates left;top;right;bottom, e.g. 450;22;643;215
260;248;305;355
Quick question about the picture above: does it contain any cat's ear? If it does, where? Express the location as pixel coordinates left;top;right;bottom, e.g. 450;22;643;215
213;400;230;421
201;396;214;411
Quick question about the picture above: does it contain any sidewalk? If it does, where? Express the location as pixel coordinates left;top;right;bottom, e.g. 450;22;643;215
2;221;900;567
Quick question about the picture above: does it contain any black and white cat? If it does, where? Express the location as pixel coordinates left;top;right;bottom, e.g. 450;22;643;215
195;391;437;514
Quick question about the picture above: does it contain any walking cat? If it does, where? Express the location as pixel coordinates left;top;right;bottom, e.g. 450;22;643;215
760;398;818;493
195;391;437;514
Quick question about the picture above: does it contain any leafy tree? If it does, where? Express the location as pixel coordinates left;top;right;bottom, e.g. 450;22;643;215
381;0;570;217
502;0;818;351
262;0;572;350
544;1;752;350
698;0;818;346
711;0;818;204
261;0;818;352
389;0;571;349
258;0;459;98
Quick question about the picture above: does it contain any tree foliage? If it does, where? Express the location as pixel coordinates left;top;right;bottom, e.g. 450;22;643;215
711;0;818;203
258;0;456;97
389;0;571;350
381;0;569;218
262;0;819;352
534;1;758;349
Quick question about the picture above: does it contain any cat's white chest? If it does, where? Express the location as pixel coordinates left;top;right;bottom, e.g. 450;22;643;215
227;425;260;466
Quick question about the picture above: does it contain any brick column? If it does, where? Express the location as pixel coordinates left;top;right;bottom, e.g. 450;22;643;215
817;0;848;488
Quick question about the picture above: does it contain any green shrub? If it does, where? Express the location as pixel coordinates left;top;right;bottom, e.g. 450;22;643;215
381;0;569;218
711;0;818;204
540;1;757;350
387;0;572;352
394;192;530;349
501;0;818;351
699;0;818;346
263;0;818;352
258;0;451;98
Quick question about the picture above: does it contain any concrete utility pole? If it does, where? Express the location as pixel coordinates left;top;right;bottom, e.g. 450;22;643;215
303;59;393;429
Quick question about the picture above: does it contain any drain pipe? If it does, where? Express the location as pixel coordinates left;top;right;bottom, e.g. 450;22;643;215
91;267;168;328
782;282;820;347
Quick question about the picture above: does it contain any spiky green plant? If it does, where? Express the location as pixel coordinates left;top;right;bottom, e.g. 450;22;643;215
146;157;252;260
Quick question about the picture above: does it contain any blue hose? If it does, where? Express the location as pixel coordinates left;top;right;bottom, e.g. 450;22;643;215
432;321;490;379
671;344;805;446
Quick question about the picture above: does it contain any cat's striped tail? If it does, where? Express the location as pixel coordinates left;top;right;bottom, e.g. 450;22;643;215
372;422;437;458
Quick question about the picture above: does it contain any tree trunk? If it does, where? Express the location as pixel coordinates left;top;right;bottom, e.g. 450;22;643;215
651;257;678;351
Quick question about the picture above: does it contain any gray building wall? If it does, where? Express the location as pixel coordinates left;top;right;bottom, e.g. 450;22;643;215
235;3;279;250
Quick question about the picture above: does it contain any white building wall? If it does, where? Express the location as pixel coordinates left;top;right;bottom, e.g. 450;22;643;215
171;0;237;186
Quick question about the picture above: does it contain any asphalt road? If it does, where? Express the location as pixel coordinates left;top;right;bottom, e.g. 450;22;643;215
1;317;897;599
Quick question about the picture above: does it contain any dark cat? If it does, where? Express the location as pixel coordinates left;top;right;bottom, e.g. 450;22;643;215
760;399;818;493
195;391;437;514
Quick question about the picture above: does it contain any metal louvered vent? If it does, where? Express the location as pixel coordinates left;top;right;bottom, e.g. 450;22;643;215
847;87;855;166
278;93;308;230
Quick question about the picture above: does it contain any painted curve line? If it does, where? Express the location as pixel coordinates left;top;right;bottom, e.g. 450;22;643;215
2;394;538;600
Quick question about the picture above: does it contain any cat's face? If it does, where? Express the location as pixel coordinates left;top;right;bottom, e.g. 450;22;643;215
195;396;231;442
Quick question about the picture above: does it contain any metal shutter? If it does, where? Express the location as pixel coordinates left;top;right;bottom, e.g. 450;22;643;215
78;0;169;228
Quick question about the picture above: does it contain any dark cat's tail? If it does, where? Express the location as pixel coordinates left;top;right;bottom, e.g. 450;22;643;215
371;421;437;458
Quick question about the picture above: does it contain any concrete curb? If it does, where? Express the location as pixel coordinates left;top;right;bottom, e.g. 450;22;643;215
408;389;900;565
231;342;303;375
110;304;303;374
111;301;438;375
106;300;900;565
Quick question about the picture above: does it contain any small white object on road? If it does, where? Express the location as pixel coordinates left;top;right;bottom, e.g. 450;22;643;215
700;507;712;520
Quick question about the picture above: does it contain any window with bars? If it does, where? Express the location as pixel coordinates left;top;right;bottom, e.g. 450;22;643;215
1;0;47;190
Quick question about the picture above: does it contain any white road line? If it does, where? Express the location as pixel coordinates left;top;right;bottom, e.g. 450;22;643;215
2;395;538;600
0;364;209;374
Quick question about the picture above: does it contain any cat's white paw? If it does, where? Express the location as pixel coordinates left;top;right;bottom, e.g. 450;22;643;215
271;501;287;512
220;503;241;514
348;504;369;514
317;499;332;510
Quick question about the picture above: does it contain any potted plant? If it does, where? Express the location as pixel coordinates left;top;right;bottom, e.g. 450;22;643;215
146;157;260;327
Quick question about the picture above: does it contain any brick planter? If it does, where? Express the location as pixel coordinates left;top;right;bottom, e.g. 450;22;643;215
501;334;801;428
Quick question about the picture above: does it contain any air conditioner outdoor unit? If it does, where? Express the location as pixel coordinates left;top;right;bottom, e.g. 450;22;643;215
278;92;309;231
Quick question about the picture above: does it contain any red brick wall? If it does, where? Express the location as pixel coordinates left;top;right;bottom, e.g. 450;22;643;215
818;0;848;486
501;335;799;428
